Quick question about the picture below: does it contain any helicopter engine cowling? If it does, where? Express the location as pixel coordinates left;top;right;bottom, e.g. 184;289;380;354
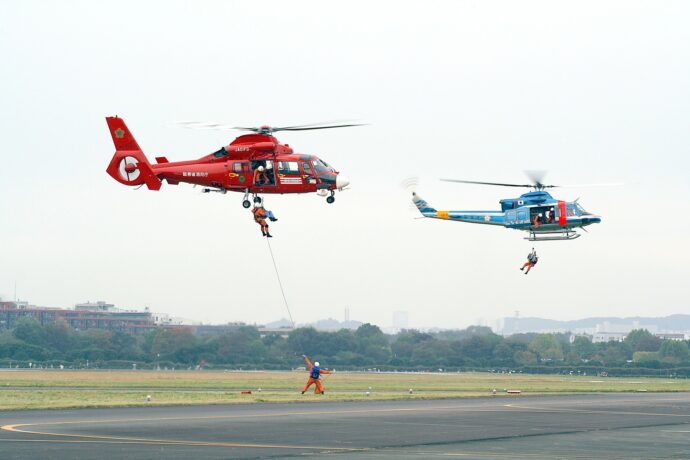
500;199;517;212
251;142;276;151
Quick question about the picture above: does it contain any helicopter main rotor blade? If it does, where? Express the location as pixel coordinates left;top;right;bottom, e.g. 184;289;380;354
177;121;236;131
177;121;364;133
274;123;365;131
555;182;624;188
440;178;534;188
273;119;358;129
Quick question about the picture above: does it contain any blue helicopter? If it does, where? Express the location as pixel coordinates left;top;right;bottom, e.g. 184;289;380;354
411;173;605;241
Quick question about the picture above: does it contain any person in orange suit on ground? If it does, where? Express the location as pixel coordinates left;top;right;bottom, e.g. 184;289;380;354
301;354;332;395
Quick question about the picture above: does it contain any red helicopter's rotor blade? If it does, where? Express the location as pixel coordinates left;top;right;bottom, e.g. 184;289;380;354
275;123;365;131
275;120;359;129
177;121;238;131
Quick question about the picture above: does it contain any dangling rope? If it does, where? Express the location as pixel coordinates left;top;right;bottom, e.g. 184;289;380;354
266;238;295;328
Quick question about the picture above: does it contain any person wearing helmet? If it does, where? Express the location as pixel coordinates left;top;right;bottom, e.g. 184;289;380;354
301;354;332;395
253;165;269;185
251;199;276;237
520;248;538;275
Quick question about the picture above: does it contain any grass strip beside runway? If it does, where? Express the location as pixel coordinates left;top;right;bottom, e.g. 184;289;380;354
1;370;688;410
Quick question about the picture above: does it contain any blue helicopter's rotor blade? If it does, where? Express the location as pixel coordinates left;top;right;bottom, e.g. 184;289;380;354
556;182;624;188
440;178;532;188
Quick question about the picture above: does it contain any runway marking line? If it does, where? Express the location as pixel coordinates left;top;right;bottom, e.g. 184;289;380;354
4;397;690;450
0;404;512;450
1;423;365;451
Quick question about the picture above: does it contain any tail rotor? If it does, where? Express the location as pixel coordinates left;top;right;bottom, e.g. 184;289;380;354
401;177;421;212
117;156;141;182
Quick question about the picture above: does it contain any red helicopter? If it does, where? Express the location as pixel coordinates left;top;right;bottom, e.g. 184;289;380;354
105;117;355;207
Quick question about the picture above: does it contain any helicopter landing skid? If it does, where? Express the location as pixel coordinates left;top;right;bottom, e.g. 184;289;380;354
525;230;580;241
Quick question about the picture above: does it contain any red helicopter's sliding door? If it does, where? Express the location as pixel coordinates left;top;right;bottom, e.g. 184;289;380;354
277;161;309;192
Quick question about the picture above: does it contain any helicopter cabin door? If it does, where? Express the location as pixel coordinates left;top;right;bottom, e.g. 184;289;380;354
529;205;557;228
277;161;306;192
249;160;276;191
229;161;250;188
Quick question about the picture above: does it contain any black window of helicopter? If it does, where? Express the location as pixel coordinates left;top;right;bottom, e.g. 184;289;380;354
312;159;330;174
213;147;228;158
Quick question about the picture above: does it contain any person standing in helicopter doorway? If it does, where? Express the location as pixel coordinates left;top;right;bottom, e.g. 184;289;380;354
301;354;332;394
520;248;538;275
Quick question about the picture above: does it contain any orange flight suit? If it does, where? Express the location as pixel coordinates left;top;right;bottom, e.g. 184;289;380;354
522;256;538;274
302;356;331;394
253;169;269;185
252;207;269;235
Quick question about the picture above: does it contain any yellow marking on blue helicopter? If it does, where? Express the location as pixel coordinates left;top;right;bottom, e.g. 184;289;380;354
437;210;449;219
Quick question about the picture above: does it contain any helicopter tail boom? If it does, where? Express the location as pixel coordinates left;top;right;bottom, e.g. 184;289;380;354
105;117;162;191
412;192;437;216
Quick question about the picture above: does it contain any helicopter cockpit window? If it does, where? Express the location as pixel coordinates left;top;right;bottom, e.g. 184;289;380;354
574;203;587;216
312;159;330;174
278;161;299;175
567;205;576;217
212;147;228;158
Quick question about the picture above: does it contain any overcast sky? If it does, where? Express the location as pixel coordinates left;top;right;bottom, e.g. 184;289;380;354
1;1;689;329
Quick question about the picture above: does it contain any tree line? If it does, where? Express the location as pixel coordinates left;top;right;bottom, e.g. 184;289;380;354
1;318;689;374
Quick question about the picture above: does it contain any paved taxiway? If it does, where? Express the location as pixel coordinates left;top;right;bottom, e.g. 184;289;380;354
2;393;690;459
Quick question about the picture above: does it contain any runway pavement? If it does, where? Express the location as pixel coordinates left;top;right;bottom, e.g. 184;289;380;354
2;393;690;459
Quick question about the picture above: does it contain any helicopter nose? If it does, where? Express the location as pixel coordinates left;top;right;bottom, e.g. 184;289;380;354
582;215;601;225
336;174;350;190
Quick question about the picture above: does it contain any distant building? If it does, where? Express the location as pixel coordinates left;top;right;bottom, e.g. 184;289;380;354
74;301;115;312
592;332;626;343
258;326;294;338
0;300;174;335
655;333;686;341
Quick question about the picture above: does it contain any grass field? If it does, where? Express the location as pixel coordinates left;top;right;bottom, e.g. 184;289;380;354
1;370;688;410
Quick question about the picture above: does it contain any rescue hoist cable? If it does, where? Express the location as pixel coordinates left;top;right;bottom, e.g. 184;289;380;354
266;238;296;329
